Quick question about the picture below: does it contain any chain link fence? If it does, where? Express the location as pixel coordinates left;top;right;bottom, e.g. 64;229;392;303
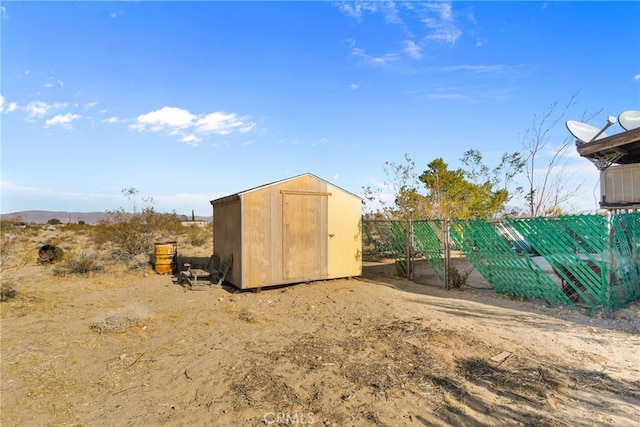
363;212;640;313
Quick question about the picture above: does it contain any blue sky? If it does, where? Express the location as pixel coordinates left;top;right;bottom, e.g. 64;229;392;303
1;1;639;216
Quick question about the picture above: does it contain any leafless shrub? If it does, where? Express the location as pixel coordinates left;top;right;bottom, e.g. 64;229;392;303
1;218;36;302
53;250;104;275
448;265;473;289
126;252;152;271
89;305;150;333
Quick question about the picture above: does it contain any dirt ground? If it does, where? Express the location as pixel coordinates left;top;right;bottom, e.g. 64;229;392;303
2;241;640;426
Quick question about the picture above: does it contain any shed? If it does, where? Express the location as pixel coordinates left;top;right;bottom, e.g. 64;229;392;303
210;173;362;289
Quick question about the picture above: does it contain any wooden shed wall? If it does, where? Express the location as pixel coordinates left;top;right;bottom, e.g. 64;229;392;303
212;199;242;286
241;175;330;288
327;183;362;278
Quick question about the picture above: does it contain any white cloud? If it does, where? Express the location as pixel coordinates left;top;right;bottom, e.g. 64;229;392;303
195;111;254;134
420;2;462;44
240;140;254;147
402;39;422;59
24;101;52;119
350;83;360;90
336;1;379;20
44;82;54;89
180;134;202;145
333;172;340;180
1;6;7;19
45;113;81;129
7;102;18;113
343;1;464;69
633;74;640;81
131;106;196;131
337;1;403;25
0;95;4;112
351;43;399;65
23;101;68;120
130;106;257;143
101;116;125;124
85;101;99;109
427;25;462;44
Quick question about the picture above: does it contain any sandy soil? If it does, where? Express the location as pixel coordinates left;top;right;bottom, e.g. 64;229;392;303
2;249;639;426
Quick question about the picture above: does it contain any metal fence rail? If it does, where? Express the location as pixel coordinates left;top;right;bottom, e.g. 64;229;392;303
362;212;640;313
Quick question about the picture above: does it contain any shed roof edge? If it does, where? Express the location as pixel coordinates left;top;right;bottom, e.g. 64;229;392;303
209;173;363;205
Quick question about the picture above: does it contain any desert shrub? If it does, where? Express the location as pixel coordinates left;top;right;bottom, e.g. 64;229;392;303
448;265;473;289
1;284;17;302
1;218;36;301
125;252;152;271
53;250;104;275
94;207;183;262
184;223;212;247
90;305;150;333
63;222;92;233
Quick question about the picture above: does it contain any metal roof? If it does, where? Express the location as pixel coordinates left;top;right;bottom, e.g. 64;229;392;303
576;127;640;166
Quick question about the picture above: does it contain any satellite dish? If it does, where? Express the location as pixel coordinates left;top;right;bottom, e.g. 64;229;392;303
566;120;608;144
618;110;640;131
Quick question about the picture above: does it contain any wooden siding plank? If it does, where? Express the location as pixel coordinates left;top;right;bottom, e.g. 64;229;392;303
282;192;327;281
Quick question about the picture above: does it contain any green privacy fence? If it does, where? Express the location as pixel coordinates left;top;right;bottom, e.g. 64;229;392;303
363;220;445;279
450;219;574;304
363;212;640;312
413;220;445;280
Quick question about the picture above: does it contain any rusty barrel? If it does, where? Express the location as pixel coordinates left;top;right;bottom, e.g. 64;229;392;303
154;241;177;274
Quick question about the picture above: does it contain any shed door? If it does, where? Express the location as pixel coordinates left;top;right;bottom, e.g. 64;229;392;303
282;192;328;281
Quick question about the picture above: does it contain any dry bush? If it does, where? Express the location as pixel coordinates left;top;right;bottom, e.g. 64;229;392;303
448;265;473;289
89;305;150;333
183;223;212;247
62;222;93;234
125;252;152;271
53;250;105;275
93;208;183;262
1;218;37;301
1;284;17;302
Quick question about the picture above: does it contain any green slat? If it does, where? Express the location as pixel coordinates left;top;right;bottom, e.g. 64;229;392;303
451;219;572;304
609;213;640;308
363;213;640;312
412;220;444;280
509;217;606;310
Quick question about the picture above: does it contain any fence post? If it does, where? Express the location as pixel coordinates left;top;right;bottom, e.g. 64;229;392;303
406;219;413;280
443;220;450;290
605;211;614;318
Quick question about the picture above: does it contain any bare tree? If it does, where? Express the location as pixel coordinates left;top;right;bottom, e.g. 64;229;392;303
362;153;429;220
521;93;601;216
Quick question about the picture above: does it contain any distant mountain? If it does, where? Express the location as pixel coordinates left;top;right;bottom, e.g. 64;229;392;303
0;210;213;225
